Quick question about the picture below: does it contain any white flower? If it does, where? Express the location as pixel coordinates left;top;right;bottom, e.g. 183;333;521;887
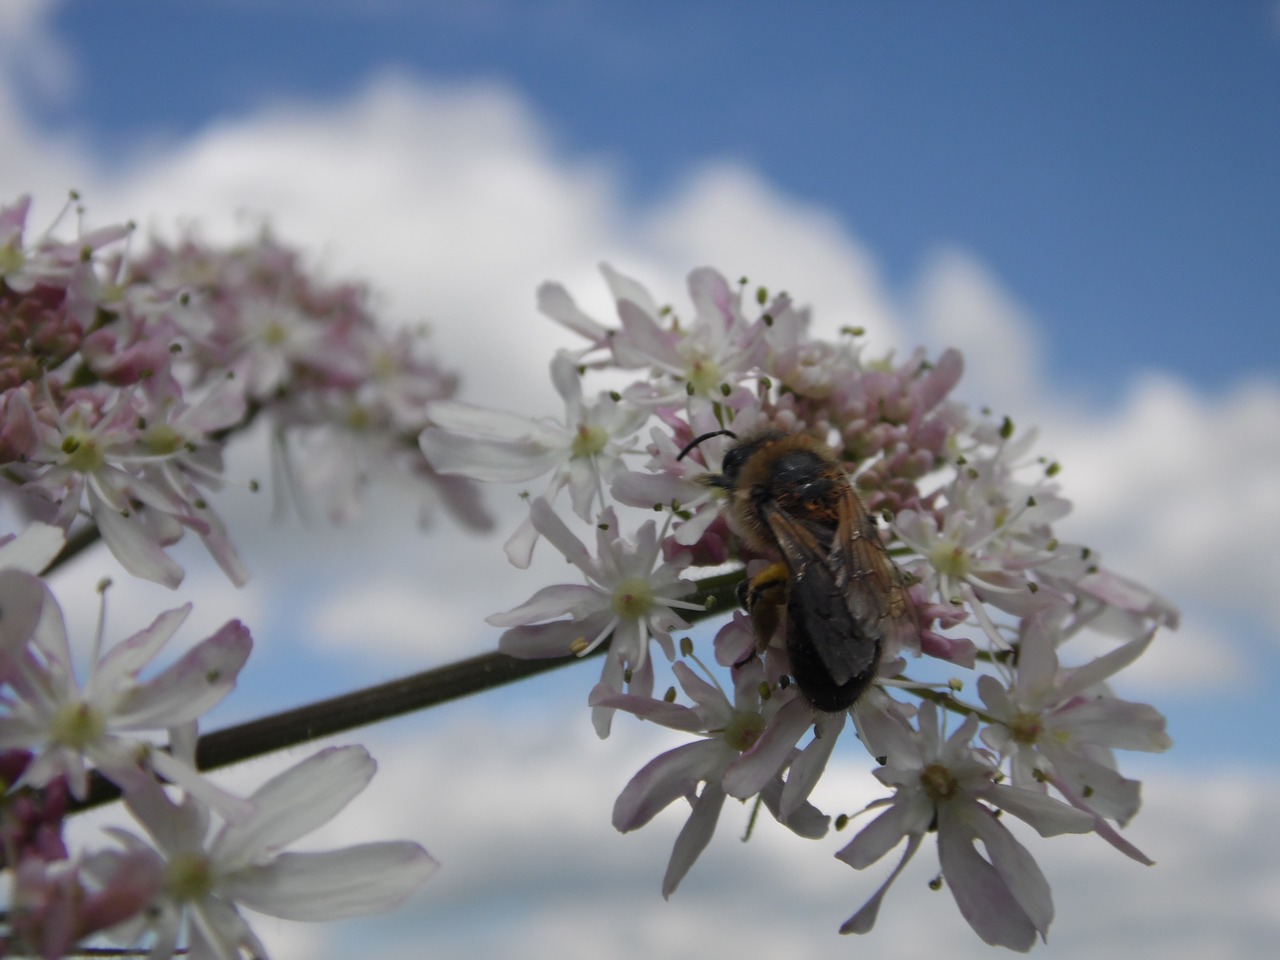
977;617;1170;861
836;702;1093;950
420;351;648;566
608;267;764;404
0;571;251;813
591;657;827;897
488;500;699;736
107;746;438;960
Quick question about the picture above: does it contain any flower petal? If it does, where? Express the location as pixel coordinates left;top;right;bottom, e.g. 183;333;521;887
613;740;725;831
936;804;1037;951
661;783;726;899
213;746;375;868
225;843;438;920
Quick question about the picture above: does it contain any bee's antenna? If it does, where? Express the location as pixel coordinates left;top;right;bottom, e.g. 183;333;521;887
676;429;737;462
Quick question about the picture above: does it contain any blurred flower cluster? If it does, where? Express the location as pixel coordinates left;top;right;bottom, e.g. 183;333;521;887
421;264;1178;950
0;192;472;958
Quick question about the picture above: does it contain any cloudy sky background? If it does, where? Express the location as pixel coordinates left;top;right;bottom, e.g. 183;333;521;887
5;1;1279;957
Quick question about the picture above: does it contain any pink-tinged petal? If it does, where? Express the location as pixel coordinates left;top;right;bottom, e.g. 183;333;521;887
919;629;977;666
0;569;46;657
213;746;375;868
917;348;964;409
592;653;625;738
1013;620;1059;701
89;486;184;588
1049;766;1155;864
76;848;165;936
498;618;600;659
759;778;829;838
0;193;32;234
1053;697;1172;752
600;262;661;318
1078;569;1179;628
418;429;562;482
714;615;756;670
614;299;679;369
854;694;921;769
611;469;697;510
486;583;598;627
195;521;251;588
537;281;608;341
670;661;727;714
123;780;210;855
613;740;725;831
0;523;65;574
588;683;706;732
503;511;540;569
181;380;248;435
188;894;262;960
226;843;438;920
146;750;255;825
981;783;1095;837
687;270;736;336
1056;631;1155;701
780;710;845;817
549;351;584;407
662;783;726;898
529;498;599;578
424;401;553;442
721;696;812;799
965;802;1055;939
936;805;1037;951
113;620;251;727
1039;742;1142;824
836;793;930;870
839;832;924;935
89;605;191;695
976;674;1015;718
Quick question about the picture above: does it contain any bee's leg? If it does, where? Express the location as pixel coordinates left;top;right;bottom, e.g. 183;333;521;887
738;562;789;655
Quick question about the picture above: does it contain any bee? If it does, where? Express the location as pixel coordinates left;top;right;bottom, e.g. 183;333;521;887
680;429;918;712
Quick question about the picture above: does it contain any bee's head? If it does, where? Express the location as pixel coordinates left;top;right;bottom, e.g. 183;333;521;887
678;429;789;491
676;429;736;490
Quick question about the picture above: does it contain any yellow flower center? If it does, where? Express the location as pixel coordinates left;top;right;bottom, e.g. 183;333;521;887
685;356;723;395
49;701;106;750
60;432;105;474
722;711;766;752
1009;711;1043;745
165;851;215;902
142;422;183;456
919;762;959;802
571;423;609;459
929;538;970;580
611;577;654;619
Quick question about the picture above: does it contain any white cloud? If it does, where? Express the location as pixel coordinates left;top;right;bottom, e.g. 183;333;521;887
914;246;1047;412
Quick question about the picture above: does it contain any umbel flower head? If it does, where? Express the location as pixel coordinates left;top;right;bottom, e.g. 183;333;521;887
421;263;1175;948
1;191;487;590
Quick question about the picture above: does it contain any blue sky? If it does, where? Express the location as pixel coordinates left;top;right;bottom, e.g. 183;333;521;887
31;0;1280;398
6;2;1280;958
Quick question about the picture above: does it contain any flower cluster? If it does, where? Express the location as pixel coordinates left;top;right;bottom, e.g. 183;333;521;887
1;192;488;589
421;264;1176;949
1;193;471;957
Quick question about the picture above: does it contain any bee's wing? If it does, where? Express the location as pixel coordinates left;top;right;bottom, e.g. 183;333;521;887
763;501;879;686
830;483;919;651
764;483;918;686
